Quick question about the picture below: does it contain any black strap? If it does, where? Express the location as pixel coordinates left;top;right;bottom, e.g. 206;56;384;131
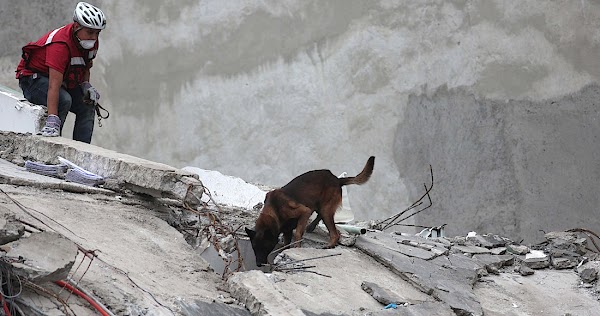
95;103;109;127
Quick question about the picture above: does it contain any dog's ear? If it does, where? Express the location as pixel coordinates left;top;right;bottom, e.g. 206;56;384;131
286;199;300;208
245;227;256;239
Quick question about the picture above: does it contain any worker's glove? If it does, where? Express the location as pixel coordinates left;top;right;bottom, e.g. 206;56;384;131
38;114;61;137
81;81;100;105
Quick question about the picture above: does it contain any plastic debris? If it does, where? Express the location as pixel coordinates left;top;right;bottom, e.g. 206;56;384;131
58;156;104;186
24;157;105;187
384;303;398;309
24;160;67;178
65;168;105;186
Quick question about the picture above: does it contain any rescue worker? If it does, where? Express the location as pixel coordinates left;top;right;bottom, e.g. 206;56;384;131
16;2;106;143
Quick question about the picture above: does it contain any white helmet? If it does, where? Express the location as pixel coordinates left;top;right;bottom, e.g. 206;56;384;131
73;2;106;30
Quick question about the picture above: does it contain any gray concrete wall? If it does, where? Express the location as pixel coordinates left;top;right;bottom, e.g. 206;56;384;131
1;1;599;242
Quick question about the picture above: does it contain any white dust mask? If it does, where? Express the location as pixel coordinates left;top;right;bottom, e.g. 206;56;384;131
79;39;96;50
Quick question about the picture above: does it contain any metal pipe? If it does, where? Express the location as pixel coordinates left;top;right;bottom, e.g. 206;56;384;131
336;224;367;235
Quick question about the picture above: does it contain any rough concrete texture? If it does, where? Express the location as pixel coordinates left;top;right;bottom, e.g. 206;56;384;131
2;231;77;284
475;271;599;316
0;132;204;202
0;186;229;315
2;1;600;243
395;84;600;242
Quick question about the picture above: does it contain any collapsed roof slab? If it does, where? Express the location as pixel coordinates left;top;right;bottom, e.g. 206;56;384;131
0;132;203;203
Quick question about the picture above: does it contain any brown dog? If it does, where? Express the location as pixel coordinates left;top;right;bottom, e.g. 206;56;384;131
246;156;375;266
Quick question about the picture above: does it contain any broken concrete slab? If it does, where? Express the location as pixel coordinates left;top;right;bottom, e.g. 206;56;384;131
0;183;228;314
364;231;445;260
369;302;455;316
229;247;431;316
466;234;506;249
474;270;600;315
228;270;307;316
522;250;551;269
506;244;529;255
431;253;486;283
518;265;535;276
356;233;483;316
361;281;408;306
0;158;114;195
551;256;579;269
451;245;491;255
0;206;25;244
579;268;598;283
472;254;514;274
179;299;251;316
1;231;77;283
392;233;449;256
0;132;203;203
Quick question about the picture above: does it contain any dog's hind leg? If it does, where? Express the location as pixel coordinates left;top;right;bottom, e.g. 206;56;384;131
321;210;340;249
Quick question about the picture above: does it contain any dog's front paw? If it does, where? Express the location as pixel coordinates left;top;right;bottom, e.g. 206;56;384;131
322;244;337;249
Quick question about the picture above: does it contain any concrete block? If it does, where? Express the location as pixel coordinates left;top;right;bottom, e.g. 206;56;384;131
0;207;25;245
0;85;45;134
228;270;306;316
1;231;77;283
0;133;203;202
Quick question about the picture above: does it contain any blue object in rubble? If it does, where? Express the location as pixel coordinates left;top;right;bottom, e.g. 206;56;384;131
384;303;398;309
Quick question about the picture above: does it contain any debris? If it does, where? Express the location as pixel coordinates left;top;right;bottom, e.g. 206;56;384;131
506;244;529;255
374;165;434;231
58;156;105;186
24;160;67;178
518;265;535;276
417;224;446;238
523;251;551;269
579;268;597;283
361;281;405;306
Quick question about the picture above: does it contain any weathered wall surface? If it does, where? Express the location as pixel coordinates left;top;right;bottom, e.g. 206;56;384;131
1;1;599;242
397;85;600;240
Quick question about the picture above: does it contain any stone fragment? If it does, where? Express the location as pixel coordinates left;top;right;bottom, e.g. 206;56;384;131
506;244;529;255
545;232;587;255
548;248;580;258
361;281;406;306
452;245;491;255
473;254;514;272
544;231;579;243
228;270;305;316
491;247;506;255
0;231;77;283
179;299;250;316
466;234;506;249
518;265;535;276
551;257;579;269
579;268;597;283
0;211;25;245
523;257;550;269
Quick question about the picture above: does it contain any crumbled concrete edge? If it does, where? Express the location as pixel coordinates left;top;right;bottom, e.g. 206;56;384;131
228;270;307;316
0;132;203;202
1;231;77;284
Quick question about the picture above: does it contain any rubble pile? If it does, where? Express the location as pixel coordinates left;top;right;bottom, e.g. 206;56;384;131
352;228;600;315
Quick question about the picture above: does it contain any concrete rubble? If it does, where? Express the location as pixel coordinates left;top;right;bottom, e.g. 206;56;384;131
0;132;204;203
0;133;599;315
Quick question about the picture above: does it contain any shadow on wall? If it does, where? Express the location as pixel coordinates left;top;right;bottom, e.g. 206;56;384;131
393;84;600;244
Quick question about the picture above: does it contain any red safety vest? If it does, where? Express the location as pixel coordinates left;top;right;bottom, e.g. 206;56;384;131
16;23;98;89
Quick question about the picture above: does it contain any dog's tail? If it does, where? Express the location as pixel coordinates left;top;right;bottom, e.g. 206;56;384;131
340;156;375;186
